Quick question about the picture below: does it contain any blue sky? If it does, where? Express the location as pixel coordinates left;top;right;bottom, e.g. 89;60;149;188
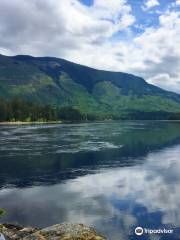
0;0;179;92
80;0;178;35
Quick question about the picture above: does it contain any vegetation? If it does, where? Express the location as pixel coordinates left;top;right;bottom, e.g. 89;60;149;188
0;98;86;122
0;208;6;217
1;97;180;122
1;54;180;119
169;112;180;120
58;106;86;121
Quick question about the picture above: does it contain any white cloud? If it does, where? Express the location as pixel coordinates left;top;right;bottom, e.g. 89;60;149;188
176;0;180;5
0;0;179;93
142;0;160;11
67;9;180;92
148;73;180;93
135;10;180;92
0;0;135;56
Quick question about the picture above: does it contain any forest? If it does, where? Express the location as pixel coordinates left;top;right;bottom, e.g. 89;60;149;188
0;97;180;122
0;98;86;122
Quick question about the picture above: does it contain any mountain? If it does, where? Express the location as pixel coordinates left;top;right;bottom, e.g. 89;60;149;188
0;53;180;119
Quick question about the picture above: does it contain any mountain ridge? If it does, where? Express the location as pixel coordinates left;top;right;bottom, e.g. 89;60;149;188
0;53;180;119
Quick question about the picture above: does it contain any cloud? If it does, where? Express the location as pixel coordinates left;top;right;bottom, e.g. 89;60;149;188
0;0;179;93
176;0;180;5
0;0;135;57
142;0;160;11
148;73;180;93
140;10;180;92
71;9;180;92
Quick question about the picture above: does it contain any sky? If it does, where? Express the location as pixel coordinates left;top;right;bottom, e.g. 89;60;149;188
0;0;179;93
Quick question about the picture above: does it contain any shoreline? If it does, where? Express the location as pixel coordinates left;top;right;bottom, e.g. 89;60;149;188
0;121;62;125
0;119;180;126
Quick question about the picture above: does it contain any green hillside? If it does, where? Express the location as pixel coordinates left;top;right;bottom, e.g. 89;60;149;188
0;54;180;119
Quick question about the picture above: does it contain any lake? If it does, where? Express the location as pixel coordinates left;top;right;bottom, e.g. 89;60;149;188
0;121;180;239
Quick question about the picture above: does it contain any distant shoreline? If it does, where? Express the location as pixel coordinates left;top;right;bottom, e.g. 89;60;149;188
0;119;180;126
0;121;62;125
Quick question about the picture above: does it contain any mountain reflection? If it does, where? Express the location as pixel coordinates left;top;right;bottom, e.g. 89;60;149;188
1;121;180;188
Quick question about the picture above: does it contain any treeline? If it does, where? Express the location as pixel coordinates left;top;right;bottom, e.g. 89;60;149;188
127;111;172;120
1;98;180;122
168;112;180;120
126;110;180;120
125;110;180;120
0;98;87;122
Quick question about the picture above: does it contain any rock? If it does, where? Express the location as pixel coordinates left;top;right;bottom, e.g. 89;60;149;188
0;223;106;240
0;223;39;240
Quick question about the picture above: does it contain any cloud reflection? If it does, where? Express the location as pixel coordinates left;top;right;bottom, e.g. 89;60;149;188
0;144;180;239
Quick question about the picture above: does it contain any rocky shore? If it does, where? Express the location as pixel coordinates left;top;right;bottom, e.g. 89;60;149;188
0;223;106;240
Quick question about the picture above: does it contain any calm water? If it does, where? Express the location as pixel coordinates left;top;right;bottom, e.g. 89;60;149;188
0;121;180;239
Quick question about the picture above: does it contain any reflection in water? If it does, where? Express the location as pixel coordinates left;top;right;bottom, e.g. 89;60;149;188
0;122;180;239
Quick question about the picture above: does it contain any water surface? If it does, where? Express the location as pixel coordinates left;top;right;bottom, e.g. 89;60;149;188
0;121;180;239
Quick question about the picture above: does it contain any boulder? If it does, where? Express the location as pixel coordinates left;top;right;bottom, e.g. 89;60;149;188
0;223;106;240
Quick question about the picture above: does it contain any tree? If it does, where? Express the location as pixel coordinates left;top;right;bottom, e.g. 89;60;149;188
58;106;85;121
